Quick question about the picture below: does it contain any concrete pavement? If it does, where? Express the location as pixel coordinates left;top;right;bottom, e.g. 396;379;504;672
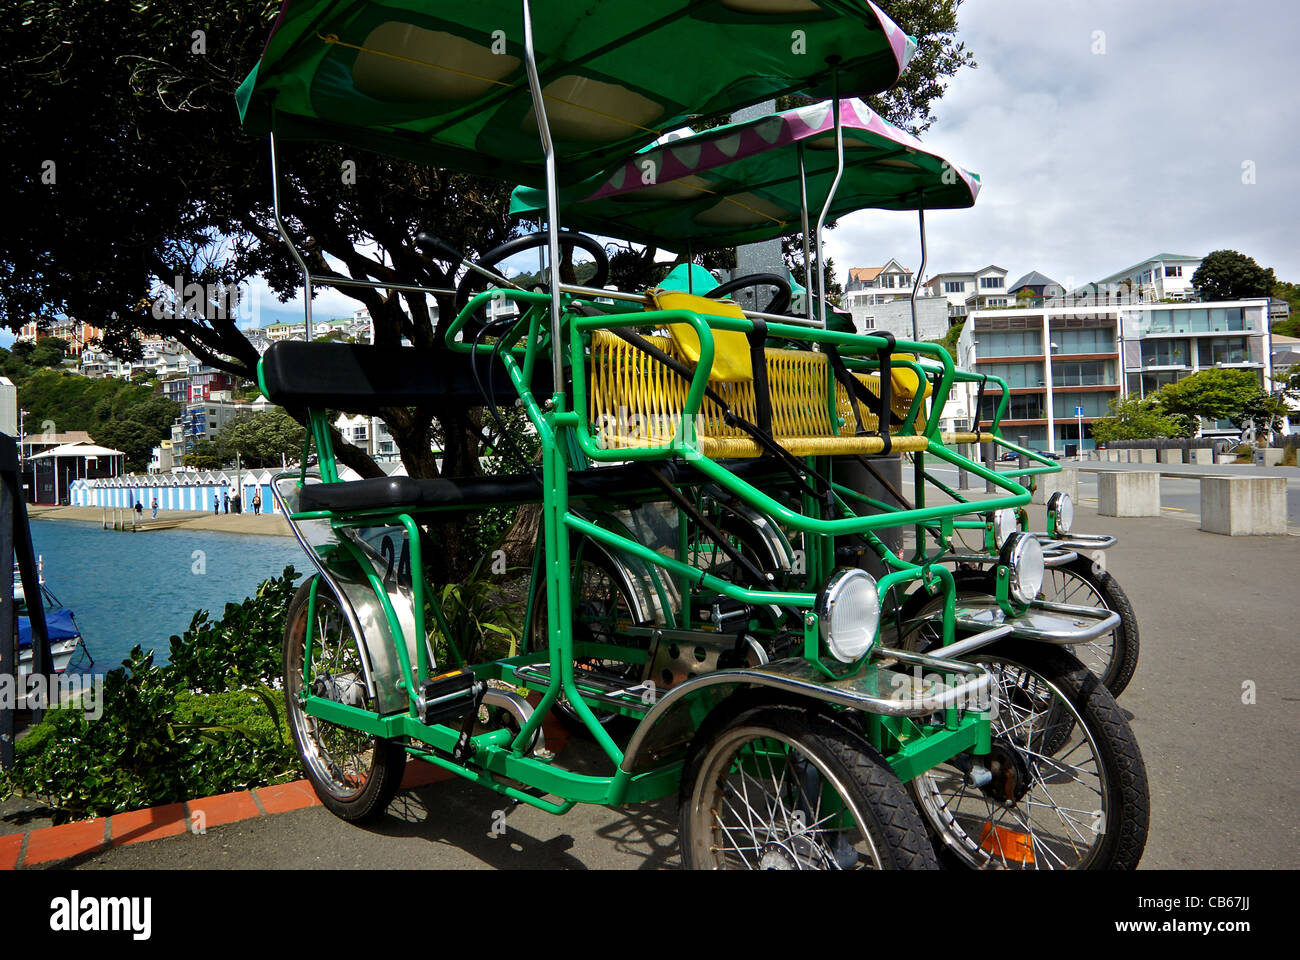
5;499;1297;870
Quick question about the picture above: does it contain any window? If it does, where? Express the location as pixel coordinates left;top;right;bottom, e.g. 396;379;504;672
982;362;1044;388
1165;266;1182;278
1197;337;1250;366
1052;360;1113;387
978;330;1043;357
980;276;1004;289
1140;339;1190;367
1053;327;1114;354
944;281;965;293
979;394;1045;421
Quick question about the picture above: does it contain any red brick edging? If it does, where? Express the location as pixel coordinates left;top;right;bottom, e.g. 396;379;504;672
2;716;569;869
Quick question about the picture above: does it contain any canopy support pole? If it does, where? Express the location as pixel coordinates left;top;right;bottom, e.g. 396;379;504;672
814;75;844;330
912;199;927;343
521;0;565;398
798;142;813;322
270;132;314;341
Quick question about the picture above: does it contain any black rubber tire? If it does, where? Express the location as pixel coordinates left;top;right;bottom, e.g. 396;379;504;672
679;702;940;870
1056;555;1140;697
909;639;1149;870
283;578;407;823
524;545;644;737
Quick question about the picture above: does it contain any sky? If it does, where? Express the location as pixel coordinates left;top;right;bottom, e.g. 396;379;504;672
824;0;1300;292
6;0;1293;349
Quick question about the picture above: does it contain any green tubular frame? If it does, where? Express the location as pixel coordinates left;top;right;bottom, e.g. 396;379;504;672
266;285;1048;810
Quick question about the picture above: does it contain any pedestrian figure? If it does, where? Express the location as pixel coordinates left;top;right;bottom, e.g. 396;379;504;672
134;501;143;523
232;492;242;514
213;492;220;515
252;491;262;515
151;497;158;520
223;491;230;514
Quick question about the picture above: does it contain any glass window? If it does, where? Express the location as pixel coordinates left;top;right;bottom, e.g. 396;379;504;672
1165;265;1182;277
944;281;965;293
980;276;1004;289
1140;339;1190;366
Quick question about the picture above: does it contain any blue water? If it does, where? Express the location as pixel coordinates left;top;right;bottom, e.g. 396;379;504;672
27;520;306;670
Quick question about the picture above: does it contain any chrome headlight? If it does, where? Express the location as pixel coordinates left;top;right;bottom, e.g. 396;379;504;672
816;569;881;663
1048;491;1074;536
1000;532;1045;605
992;508;1019;548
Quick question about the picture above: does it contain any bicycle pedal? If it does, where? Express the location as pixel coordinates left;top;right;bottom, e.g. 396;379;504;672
418;668;479;727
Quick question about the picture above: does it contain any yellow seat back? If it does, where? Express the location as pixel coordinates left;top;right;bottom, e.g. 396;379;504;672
649;289;753;383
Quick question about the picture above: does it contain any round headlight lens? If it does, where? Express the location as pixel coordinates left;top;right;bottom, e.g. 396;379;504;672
992;508;1019;548
1048;491;1074;535
816;569;881;663
1001;532;1045;605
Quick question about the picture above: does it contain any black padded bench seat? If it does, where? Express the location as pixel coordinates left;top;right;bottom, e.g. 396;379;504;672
298;460;785;515
261;341;547;414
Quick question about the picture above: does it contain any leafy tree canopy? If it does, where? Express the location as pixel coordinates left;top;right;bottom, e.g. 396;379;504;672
1191;250;1276;301
1090;395;1190;443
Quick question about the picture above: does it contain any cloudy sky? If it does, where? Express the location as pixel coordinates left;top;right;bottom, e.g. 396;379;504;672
825;0;1300;291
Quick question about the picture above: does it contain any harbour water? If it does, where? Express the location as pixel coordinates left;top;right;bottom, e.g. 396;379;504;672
28;519;304;670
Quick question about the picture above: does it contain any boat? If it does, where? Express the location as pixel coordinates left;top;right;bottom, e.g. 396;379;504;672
14;557;92;680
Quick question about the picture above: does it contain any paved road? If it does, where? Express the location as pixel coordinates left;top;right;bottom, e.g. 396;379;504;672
30;500;1300;871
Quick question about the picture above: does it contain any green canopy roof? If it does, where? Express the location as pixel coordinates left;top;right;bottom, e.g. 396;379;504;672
510;97;981;251
236;0;917;186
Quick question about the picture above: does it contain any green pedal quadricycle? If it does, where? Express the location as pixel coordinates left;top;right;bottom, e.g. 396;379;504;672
239;0;1148;869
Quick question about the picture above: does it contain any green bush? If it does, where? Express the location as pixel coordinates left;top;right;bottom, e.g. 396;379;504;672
1;568;303;824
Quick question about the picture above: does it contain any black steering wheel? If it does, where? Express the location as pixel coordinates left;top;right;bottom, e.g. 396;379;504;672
705;272;793;315
453;230;610;326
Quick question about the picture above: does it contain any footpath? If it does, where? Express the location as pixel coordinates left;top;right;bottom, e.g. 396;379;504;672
3;500;1297;870
27;505;291;537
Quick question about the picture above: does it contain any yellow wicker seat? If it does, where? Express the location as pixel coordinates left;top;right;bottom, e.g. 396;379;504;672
587;329;930;458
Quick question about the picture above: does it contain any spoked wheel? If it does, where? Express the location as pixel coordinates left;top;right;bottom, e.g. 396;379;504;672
283;577;406;822
680;704;939;870
1040;556;1140;697
907;639;1149;870
526;545;644;733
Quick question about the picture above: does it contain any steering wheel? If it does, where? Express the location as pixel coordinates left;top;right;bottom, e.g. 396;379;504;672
705;272;793;315
453;230;610;328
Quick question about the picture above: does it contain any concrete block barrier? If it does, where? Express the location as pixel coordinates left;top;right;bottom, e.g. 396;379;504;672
1200;476;1288;535
1192;448;1214;465
1163;448;1185;465
1136;448;1157;464
1032;467;1078;505
1098;471;1161;517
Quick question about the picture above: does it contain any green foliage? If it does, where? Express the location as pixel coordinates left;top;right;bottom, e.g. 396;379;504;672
1155;367;1278;431
928;320;965;361
1;567;303;823
1191;250;1276;301
0;648;297;824
1090;395;1189;442
1271;282;1300;336
219;408;307;469
184;438;225;470
436;555;525;665
16;368;179;469
168;566;300;692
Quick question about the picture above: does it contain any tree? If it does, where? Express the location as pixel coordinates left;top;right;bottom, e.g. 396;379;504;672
1192;250;1276;301
3;0;976;574
184;439;224;471
220;408;306;469
1155;367;1284;438
1090;395;1188;443
1271;281;1300;337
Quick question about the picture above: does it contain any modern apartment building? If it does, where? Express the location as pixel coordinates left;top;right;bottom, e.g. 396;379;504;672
956;298;1271;451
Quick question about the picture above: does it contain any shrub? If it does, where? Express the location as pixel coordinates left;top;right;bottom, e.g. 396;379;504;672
1;568;303;824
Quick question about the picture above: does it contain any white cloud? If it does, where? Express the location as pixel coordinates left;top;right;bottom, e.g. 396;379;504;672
829;0;1299;289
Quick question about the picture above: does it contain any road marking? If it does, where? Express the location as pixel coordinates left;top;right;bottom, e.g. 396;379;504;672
1161;506;1187;512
